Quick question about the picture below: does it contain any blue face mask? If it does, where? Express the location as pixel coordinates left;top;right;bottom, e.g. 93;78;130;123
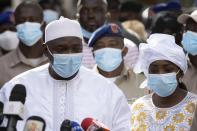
16;22;43;46
147;72;178;97
182;31;197;55
51;53;83;78
43;9;59;24
81;27;92;40
94;48;122;72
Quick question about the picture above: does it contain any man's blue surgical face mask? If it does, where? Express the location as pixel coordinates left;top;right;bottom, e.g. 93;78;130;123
147;71;179;97
52;53;83;78
182;31;197;55
43;9;59;24
51;52;83;78
16;22;43;46
94;48;123;72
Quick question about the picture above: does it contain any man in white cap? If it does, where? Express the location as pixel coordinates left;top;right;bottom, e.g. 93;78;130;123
178;10;197;94
0;17;131;131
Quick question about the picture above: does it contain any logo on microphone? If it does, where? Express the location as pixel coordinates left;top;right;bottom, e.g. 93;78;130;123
28;122;37;131
24;120;44;131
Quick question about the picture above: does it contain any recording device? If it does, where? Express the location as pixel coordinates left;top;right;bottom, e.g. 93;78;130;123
60;119;83;131
0;101;6;131
81;118;110;131
3;84;26;131
23;116;46;131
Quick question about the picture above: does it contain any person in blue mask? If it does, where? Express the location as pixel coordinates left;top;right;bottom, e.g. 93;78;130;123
0;1;47;87
88;23;148;103
131;33;197;131
178;10;197;95
39;0;60;25
76;0;140;70
0;17;131;131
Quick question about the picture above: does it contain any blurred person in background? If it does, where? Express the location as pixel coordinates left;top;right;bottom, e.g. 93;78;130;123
151;11;183;46
131;33;197;131
119;1;143;22
142;1;182;34
107;0;142;46
0;11;19;56
88;24;147;103
0;0;12;12
106;0;120;23
122;20;147;42
0;1;47;87
76;0;139;70
39;0;60;25
178;10;197;94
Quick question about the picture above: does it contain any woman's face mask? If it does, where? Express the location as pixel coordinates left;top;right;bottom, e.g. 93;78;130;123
147;70;180;97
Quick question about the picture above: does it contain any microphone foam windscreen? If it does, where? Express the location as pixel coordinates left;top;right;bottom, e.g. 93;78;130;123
60;119;71;131
70;121;83;131
9;84;26;104
81;118;93;130
0;102;3;113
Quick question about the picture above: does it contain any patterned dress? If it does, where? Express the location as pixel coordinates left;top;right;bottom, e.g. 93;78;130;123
130;92;197;131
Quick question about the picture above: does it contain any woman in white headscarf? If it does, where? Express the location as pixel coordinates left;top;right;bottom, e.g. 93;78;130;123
131;33;197;131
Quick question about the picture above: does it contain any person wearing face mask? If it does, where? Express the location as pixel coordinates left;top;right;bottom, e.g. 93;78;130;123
0;11;19;55
131;34;197;131
177;10;197;94
0;17;131;131
39;0;59;25
88;23;147;103
0;1;47;87
76;0;139;70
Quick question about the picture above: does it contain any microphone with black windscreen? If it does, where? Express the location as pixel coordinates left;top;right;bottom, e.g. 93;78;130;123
3;84;26;131
23;116;46;131
0;102;6;131
0;102;4;125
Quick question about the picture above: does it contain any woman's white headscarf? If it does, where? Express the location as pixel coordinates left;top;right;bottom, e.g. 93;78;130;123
134;33;188;77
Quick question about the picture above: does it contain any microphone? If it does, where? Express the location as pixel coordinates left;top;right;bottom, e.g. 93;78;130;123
60;119;83;131
70;121;84;131
81;118;110;131
0;102;6;131
3;84;26;131
0;102;4;125
23;116;46;131
60;119;71;131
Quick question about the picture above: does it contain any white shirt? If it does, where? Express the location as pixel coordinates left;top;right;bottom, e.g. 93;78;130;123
0;64;131;131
